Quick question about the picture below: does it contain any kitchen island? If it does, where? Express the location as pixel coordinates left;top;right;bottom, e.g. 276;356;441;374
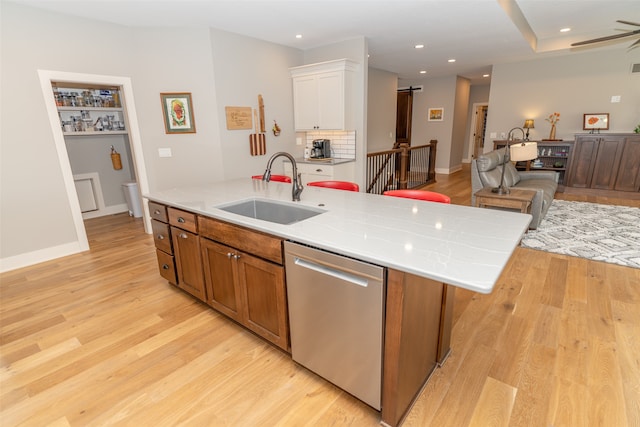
145;178;531;426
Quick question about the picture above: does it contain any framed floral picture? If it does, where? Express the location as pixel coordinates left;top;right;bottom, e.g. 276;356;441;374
160;92;196;134
583;113;609;131
428;107;444;121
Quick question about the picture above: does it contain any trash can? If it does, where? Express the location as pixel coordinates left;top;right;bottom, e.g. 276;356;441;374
122;181;143;218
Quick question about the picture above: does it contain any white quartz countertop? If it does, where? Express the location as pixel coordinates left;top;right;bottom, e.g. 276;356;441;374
145;179;531;294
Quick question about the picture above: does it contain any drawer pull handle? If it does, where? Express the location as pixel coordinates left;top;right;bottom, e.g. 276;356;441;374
177;217;185;223
316;168;323;172
233;254;241;260
179;233;188;239
162;264;170;270
154;209;161;215
157;235;164;240
227;252;233;258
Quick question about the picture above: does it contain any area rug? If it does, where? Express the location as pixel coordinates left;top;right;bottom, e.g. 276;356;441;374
520;200;640;268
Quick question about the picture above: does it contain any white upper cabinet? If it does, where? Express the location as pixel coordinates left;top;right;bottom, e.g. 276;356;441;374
290;59;358;131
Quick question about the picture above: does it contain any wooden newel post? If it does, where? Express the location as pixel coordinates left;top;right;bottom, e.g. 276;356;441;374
398;143;409;189
428;139;438;181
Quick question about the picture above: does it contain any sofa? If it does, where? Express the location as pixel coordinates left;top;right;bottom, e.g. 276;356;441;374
471;147;558;229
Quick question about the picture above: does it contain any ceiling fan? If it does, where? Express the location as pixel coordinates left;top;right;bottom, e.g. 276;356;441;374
571;20;640;48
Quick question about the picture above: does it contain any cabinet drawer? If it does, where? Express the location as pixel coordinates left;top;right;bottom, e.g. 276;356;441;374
151;219;172;254
199;216;283;265
168;207;198;233
149;201;168;223
156;249;177;285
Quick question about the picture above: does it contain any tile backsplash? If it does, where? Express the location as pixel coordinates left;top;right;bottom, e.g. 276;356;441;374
305;131;356;159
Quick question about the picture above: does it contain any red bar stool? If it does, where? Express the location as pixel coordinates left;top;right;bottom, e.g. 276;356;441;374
307;181;360;192
252;174;292;183
383;189;450;204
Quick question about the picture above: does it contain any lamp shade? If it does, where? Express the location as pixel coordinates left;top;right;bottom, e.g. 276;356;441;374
523;119;535;129
510;142;538;161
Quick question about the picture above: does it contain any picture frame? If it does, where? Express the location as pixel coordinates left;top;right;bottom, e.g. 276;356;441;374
583;113;609;131
160;92;196;134
428;107;444;121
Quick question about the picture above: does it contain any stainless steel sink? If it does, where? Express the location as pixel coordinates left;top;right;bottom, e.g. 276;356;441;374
217;198;325;225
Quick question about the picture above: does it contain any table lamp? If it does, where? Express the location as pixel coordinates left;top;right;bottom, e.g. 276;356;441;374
523;119;535;141
492;141;538;195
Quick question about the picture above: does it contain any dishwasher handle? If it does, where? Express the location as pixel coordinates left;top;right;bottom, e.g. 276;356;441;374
293;257;369;287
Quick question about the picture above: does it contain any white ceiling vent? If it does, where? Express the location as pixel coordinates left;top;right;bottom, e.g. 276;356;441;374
632;63;640;73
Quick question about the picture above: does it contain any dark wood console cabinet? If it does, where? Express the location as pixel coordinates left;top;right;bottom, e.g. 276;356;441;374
566;133;640;197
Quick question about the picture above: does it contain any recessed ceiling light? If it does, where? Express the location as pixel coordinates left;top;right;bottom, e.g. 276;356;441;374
420;70;427;74
295;34;302;39
415;44;424;49
448;59;456;63
483;74;490;78
560;28;571;33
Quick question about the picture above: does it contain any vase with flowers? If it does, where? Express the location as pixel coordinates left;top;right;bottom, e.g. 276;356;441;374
545;112;560;140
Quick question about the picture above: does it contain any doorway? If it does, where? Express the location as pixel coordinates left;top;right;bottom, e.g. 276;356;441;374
395;88;414;148
38;70;151;253
468;103;488;160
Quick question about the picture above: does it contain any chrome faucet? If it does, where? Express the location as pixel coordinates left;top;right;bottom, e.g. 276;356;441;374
262;152;304;201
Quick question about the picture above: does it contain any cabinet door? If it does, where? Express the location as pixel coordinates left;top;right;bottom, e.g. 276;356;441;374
591;137;624;190
171;226;206;301
200;238;243;321
615;138;640;192
567;136;600;188
292;75;319;130
316;71;344;130
237;253;289;351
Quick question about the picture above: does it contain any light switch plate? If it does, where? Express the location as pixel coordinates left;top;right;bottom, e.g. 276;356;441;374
611;95;621;103
490;132;497;139
296;137;302;145
158;148;172;157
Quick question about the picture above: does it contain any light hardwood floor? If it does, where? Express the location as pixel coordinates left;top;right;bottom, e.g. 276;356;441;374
2;166;639;426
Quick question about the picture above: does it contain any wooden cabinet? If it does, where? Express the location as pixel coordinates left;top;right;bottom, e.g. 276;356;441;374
149;202;177;285
567;134;640;195
283;161;356;184
199;216;289;351
290;59;358;131
615;139;640;192
168;207;206;301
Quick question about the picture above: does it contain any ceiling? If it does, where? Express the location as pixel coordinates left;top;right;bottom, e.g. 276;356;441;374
7;0;640;84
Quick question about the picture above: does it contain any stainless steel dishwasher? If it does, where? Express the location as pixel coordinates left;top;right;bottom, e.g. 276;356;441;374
284;241;385;410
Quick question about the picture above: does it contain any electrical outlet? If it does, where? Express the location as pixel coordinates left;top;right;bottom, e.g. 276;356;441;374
500;132;506;139
158;148;172;157
296;137;302;145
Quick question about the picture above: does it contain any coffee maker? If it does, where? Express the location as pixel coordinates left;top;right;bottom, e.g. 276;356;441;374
311;139;331;159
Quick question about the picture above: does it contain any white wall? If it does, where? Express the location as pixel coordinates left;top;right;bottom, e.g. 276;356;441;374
450;76;471;172
129;27;226;191
0;3;301;270
485;48;640;147
367;67;398;153
1;3;136;263
400;75;458;173
209;28;302;178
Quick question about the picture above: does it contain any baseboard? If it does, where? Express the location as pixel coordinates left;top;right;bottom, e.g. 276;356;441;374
81;203;129;220
435;164;463;175
0;241;86;273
